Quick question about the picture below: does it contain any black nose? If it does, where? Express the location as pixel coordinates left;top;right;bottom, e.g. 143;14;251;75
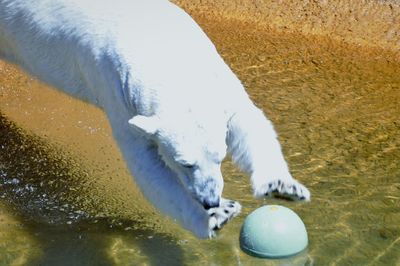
203;198;220;210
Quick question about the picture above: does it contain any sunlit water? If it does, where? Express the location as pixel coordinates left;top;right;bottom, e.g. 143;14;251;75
0;16;399;266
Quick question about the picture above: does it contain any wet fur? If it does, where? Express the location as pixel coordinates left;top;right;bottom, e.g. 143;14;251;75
0;0;309;238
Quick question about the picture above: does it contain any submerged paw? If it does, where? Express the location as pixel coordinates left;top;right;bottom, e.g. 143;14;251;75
207;198;241;238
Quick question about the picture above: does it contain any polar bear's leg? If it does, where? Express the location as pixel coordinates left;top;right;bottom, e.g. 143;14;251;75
120;137;208;237
226;103;310;201
123;137;242;238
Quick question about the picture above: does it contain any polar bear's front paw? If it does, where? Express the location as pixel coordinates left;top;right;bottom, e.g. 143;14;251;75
207;198;241;238
253;177;311;201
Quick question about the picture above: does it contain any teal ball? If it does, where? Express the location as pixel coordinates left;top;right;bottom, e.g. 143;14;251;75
240;205;308;258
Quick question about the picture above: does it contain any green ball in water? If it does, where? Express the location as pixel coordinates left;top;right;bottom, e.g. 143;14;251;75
240;205;308;258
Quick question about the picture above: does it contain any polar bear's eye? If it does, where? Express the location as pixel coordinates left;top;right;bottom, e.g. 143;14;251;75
177;158;196;169
178;161;195;169
182;163;195;169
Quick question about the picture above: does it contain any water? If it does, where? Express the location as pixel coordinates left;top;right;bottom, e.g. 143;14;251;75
0;16;399;265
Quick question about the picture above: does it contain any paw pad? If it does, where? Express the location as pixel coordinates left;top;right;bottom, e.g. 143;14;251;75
255;177;311;201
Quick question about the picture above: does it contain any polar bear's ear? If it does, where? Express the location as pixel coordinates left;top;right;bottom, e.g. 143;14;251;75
128;115;160;136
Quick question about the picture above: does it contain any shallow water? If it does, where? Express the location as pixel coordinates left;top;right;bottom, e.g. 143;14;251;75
0;16;399;265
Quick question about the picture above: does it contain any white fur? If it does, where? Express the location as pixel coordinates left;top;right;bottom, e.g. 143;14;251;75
0;0;310;238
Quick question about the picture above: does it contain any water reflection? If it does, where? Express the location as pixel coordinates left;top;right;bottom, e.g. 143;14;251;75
0;114;184;265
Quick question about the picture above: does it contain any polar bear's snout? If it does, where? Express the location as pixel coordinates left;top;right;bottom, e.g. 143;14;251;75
193;175;223;209
202;197;220;210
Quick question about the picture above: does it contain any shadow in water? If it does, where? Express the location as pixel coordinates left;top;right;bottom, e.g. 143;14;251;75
0;113;184;265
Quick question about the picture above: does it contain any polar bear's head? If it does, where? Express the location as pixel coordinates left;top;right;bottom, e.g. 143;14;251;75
129;114;227;209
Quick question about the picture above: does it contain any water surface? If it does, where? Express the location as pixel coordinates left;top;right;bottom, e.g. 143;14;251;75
0;16;399;265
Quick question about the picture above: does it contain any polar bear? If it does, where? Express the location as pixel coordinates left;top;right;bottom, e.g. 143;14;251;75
0;0;310;238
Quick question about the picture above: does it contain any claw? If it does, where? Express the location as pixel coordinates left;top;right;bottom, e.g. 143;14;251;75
253;177;311;201
207;198;241;238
